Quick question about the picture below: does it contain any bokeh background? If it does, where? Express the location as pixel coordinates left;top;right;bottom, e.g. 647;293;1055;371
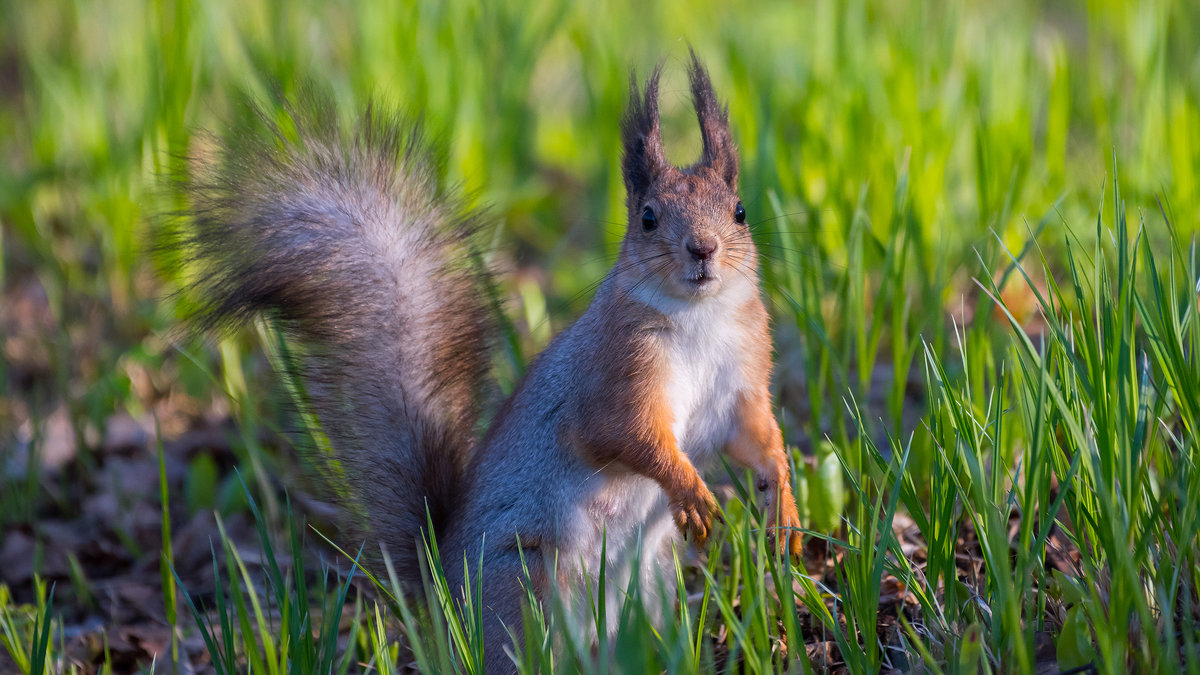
5;0;1197;449
3;0;1199;672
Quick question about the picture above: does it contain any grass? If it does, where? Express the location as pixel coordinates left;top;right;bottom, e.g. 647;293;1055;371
3;0;1200;672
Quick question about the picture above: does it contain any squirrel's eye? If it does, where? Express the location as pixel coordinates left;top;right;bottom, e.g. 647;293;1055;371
734;201;746;224
642;206;657;231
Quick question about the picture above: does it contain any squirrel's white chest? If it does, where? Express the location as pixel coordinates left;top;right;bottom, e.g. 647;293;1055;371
659;301;753;463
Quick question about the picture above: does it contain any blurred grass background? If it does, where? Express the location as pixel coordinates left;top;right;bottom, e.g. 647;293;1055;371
3;0;1200;672
4;0;1198;490
1;0;1196;370
0;0;1191;436
4;0;1198;335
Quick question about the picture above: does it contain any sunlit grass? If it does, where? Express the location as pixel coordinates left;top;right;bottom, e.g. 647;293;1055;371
3;0;1200;672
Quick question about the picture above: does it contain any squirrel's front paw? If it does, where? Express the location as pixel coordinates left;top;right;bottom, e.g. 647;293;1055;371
670;482;718;546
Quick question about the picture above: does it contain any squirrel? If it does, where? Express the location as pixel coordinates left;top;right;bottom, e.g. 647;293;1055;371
174;54;802;671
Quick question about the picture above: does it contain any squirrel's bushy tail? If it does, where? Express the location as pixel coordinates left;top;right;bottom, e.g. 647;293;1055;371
172;96;494;582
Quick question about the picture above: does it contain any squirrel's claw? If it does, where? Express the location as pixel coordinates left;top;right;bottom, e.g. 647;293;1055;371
671;484;718;546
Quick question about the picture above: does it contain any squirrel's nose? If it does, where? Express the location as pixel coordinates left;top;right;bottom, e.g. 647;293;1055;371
686;238;718;261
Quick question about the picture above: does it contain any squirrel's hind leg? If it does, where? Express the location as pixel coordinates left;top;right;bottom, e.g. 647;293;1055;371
472;546;549;674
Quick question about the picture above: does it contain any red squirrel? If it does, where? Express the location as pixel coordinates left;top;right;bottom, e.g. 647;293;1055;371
176;53;802;671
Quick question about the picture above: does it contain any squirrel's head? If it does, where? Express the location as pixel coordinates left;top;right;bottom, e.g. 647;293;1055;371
618;54;752;302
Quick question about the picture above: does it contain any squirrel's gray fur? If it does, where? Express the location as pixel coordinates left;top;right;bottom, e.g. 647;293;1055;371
176;97;494;585
173;57;799;673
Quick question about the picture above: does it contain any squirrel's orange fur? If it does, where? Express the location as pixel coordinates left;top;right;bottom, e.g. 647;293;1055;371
174;54;801;672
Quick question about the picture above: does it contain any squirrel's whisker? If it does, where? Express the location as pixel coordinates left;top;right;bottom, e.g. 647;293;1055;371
168;57;804;667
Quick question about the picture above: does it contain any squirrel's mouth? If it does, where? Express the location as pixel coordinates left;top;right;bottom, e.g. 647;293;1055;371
684;261;721;291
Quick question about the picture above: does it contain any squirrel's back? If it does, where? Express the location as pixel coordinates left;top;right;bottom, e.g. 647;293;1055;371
169;60;798;672
173;96;494;581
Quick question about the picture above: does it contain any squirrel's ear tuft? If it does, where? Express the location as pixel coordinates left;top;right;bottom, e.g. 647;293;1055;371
687;51;738;190
621;64;668;208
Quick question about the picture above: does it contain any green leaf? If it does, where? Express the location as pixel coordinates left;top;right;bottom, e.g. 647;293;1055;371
806;440;845;532
1057;605;1094;670
1050;570;1086;606
957;622;991;675
184;453;219;515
